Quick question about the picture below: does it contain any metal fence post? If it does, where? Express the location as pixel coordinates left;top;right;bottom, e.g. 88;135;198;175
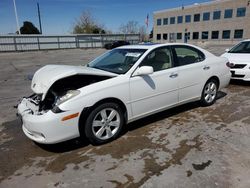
37;36;40;50
13;36;17;51
57;37;60;49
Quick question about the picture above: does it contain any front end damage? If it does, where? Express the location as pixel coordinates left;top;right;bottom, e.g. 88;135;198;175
17;72;113;144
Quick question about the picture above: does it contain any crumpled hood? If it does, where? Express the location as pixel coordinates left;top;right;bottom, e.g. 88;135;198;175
31;65;117;100
222;53;250;63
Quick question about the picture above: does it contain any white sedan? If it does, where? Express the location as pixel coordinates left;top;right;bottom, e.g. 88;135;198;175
221;39;250;81
17;43;231;145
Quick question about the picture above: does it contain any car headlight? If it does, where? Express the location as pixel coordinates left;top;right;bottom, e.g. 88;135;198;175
55;90;80;106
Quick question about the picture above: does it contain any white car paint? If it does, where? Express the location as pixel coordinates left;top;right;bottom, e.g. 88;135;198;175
17;43;231;144
221;39;250;81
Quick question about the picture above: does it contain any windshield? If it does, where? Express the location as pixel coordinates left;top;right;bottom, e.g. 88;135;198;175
88;48;146;74
229;41;250;53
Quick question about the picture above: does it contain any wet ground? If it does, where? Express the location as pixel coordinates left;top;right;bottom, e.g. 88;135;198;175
1;47;250;188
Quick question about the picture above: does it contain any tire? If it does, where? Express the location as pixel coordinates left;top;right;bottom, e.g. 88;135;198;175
84;102;124;145
200;79;218;106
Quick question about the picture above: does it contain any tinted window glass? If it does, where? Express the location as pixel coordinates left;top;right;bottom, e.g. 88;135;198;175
229;41;250;53
163;18;168;25
222;30;231;39
213;11;221;20
185;15;191;23
163;33;168;40
234;29;244;39
211;31;219;39
170;17;175;24
237;7;246;17
177;16;183;24
140;47;173;72
174;46;205;66
157;19;162;26
224;9;233;18
157;34;161;40
203;12;210;21
193;32;199;40
202;31;209;39
194;14;200;22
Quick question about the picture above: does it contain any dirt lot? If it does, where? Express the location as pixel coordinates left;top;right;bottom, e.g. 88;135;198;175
0;46;250;188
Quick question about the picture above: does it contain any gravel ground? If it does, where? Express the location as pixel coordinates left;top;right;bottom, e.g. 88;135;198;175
1;46;250;188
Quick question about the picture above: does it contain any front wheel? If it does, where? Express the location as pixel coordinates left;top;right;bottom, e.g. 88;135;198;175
200;79;218;106
84;103;124;145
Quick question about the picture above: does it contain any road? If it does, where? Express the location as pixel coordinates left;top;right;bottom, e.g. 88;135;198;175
0;46;250;188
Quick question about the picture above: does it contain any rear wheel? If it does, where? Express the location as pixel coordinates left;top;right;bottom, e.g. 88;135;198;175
200;79;218;106
85;103;124;145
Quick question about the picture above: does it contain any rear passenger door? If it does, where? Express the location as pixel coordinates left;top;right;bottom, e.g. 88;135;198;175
172;45;207;103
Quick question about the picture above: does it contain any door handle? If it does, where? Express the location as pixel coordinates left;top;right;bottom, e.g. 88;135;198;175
203;66;210;70
169;73;178;78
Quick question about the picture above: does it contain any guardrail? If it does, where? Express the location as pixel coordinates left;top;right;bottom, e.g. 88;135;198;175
0;34;140;52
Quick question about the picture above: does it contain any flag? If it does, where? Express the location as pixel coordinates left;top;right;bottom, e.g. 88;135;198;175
145;14;149;28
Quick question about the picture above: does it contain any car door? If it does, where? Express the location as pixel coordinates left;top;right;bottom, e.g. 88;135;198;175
129;46;179;119
172;45;207;103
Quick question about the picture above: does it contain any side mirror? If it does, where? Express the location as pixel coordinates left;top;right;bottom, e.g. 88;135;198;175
133;66;153;76
225;48;230;52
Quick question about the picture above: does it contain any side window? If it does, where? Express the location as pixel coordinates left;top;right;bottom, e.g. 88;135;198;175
174;46;205;66
140;47;173;72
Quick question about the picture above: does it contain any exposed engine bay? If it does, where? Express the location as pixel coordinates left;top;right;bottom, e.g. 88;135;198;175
25;75;112;114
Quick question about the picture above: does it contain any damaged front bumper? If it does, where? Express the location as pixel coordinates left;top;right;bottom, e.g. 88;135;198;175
17;97;81;144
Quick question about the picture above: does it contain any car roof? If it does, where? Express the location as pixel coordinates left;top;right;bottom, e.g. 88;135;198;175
243;39;250;42
117;43;202;50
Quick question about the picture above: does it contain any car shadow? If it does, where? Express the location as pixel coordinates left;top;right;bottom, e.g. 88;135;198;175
37;91;227;153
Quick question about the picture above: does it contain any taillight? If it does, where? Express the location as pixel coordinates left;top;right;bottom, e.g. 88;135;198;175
226;62;234;68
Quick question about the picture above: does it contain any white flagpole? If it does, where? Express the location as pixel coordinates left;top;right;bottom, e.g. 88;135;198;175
13;0;21;34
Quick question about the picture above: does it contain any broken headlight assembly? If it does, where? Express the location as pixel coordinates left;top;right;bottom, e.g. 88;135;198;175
55;90;80;106
52;90;80;113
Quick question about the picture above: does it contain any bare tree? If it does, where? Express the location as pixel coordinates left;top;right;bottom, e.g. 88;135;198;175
119;21;139;34
139;25;148;42
73;10;106;34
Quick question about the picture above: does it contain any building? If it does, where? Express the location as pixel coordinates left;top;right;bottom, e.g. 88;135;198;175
153;0;250;45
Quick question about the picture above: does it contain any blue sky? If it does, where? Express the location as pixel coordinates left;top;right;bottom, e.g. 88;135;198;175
0;0;209;34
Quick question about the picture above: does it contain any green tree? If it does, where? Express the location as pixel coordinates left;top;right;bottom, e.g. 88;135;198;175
73;11;106;34
20;21;40;34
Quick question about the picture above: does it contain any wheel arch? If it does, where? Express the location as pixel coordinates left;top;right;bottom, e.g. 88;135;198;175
78;97;128;137
207;76;220;88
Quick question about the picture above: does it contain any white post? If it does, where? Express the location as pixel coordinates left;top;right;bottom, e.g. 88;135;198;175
13;0;21;34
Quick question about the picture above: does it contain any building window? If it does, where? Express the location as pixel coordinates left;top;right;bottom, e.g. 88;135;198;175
234;29;244;39
211;31;219;39
203;12;210;21
237;7;246;17
157;19;162;26
170;17;175;24
222;30;231;39
184;32;190;40
177;16;183;24
163;18;168;25
185;15;191;23
213;11;221;20
224;9;233;18
193;32;199;40
177;33;182;40
163;33;168;40
157;34;161;40
202;31;209;39
194;14;200;22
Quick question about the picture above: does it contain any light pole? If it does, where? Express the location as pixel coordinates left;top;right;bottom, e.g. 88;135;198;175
37;2;42;34
13;0;21;34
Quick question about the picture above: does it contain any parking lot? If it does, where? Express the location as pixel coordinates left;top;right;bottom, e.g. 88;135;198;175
0;46;250;188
